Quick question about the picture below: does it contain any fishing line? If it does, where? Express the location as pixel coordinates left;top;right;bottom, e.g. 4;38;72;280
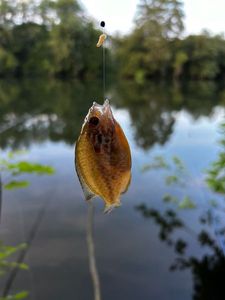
103;43;106;100
83;21;106;300
100;21;106;100
86;201;101;300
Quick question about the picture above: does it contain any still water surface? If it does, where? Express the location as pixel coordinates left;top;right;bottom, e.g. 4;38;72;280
0;80;225;300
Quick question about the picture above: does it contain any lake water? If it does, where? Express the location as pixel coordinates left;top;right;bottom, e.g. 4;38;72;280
0;79;225;300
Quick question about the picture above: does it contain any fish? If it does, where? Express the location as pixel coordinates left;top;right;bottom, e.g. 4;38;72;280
75;100;131;213
96;34;107;47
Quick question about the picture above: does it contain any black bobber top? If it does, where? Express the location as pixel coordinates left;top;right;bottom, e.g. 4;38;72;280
100;21;105;28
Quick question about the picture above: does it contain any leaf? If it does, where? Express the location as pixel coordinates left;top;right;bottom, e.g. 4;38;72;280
13;292;29;299
163;194;179;204
4;181;29;190
17;263;29;270
0;291;29;300
178;196;196;209
4;261;28;271
172;156;185;171
6;161;55;175
166;175;179;185
0;243;28;279
0;243;26;260
141;156;169;172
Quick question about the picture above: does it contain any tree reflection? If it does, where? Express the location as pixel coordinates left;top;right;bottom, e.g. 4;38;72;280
1;79;225;150
0;79;103;148
136;122;225;299
113;81;176;149
137;204;225;300
113;80;225;149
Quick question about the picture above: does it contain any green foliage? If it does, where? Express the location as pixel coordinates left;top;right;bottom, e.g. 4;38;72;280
0;79;107;148
143;155;187;186
136;0;184;39
0;48;17;73
178;196;196;209
143;155;196;209
172;156;185;171
173;51;188;78
113;80;224;150
0;0;106;78
117;32;225;81
0;242;28;277
163;194;178;204
166;175;179;185
137;121;225;299
116;27;172;80
178;34;225;80
116;0;225;81
116;0;183;79
4;180;29;190
163;193;196;209
0;151;55;190
143;120;225;210
0;151;54;298
142;155;169;172
206;123;225;194
0;291;29;300
3;161;54;175
1;0;225;80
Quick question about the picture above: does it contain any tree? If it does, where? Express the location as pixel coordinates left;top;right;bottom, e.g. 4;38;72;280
136;0;184;39
116;0;185;80
0;0;104;78
0;0;15;27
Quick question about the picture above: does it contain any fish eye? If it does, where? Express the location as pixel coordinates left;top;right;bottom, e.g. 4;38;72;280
89;116;99;126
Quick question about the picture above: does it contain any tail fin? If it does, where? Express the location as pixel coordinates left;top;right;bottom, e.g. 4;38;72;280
103;200;121;214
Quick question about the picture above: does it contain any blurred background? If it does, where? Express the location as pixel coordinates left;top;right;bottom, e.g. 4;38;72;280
0;1;225;300
1;0;225;80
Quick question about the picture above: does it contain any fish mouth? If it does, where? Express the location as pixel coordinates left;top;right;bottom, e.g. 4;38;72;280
89;99;113;119
102;99;112;116
92;99;110;110
103;99;110;107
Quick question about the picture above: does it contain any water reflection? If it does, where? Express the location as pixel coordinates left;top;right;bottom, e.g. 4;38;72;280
0;79;103;148
1;79;225;299
0;80;225;150
0;152;55;298
137;204;225;300
136;121;225;300
113;80;225;149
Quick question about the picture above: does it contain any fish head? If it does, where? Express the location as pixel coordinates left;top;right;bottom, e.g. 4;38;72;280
83;99;115;138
